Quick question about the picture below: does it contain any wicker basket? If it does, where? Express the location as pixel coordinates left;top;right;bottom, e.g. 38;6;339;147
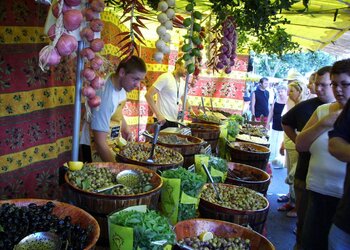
198;183;270;234
225;162;271;196
0;198;100;250
189;123;221;153
115;142;184;172
227;141;270;171
64;162;163;245
147;132;204;168
174;218;275;250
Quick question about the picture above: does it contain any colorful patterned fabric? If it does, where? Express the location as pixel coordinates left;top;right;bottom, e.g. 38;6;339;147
0;1;74;199
0;5;247;199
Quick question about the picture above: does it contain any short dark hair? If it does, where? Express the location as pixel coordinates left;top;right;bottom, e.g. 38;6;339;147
317;66;332;76
259;77;268;84
116;56;147;74
331;59;350;76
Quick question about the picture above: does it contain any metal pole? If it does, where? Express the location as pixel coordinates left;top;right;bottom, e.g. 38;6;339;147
181;73;190;122
71;41;84;161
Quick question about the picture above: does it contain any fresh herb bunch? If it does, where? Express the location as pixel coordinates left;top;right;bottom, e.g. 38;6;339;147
208;156;228;183
227;114;244;139
111;210;175;250
162;167;205;197
162;167;205;221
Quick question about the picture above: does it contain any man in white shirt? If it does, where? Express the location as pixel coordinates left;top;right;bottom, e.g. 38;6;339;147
145;59;191;129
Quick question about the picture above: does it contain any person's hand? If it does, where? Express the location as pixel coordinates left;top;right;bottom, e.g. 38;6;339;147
121;128;133;141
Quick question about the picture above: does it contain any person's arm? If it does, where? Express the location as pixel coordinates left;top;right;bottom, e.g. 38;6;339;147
296;109;340;152
121;116;132;141
329;137;350;162
282;124;297;143
92;130;115;162
265;102;274;129
145;85;166;124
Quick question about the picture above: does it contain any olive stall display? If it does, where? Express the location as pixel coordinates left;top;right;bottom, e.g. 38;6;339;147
198;184;270;233
177;234;251;250
0;199;100;250
150;133;204;168
200;184;267;211
63;162;163;244
227;142;270;171
174;218;275;250
115;142;184;171
157;134;195;145
66;164;154;195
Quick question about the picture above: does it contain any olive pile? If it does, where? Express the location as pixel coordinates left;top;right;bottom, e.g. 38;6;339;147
234;144;259;153
228;169;261;182
158;134;193;145
0;202;91;250
119;142;183;164
67;165;154;195
201;185;267;210
196;114;222;124
178;235;250;250
240;125;268;138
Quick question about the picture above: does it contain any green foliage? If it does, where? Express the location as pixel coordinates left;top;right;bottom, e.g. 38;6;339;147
254;51;336;78
209;0;300;55
162;167;205;197
227;114;244;139
111;210;175;250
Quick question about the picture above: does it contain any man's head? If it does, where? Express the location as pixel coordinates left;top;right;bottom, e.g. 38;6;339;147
259;77;269;90
330;59;350;107
174;59;187;78
116;56;147;92
315;66;334;103
307;72;317;95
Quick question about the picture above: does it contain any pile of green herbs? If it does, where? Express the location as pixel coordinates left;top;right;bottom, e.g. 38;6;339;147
111;210;175;250
227;114;245;140
208;156;228;183
162;167;205;221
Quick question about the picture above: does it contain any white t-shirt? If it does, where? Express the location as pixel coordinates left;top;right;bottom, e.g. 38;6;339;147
80;77;127;145
306;103;346;198
153;72;185;121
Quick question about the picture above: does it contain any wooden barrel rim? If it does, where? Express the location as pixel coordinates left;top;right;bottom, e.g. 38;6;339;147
0;198;100;250
116;142;184;167
64;162;163;199
200;183;270;213
156;132;205;149
189;122;221;130
174;218;275;250
191;117;222;125
228;141;270;154
227;162;271;184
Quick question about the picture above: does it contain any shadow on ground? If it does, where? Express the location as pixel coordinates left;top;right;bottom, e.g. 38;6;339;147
266;165;297;250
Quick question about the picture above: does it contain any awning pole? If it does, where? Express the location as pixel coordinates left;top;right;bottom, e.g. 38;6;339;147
71;41;84;161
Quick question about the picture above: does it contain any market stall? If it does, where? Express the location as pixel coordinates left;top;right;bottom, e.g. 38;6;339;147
1;0;350;249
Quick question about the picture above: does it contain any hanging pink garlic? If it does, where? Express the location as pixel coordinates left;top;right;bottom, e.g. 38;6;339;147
80;47;95;60
63;9;83;31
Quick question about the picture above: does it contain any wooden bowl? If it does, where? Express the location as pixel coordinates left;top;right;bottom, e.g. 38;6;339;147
0;198;100;250
227;141;270;170
199;183;269;234
174;218;275;250
64;162;163;200
64;162;163;244
147;132;204;167
116;142;184;172
225;162;271;196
